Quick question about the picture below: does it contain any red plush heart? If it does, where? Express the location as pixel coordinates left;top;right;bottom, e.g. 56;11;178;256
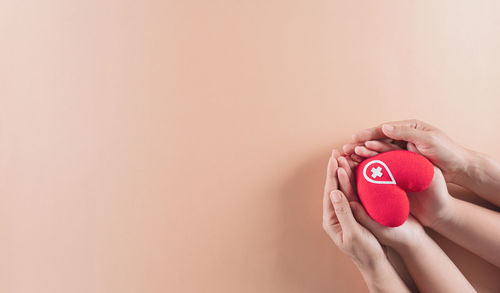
355;150;434;227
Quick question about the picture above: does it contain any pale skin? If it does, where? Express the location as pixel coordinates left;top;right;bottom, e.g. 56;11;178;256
345;119;500;206
343;119;500;268
331;148;475;293
323;151;410;293
324;119;500;291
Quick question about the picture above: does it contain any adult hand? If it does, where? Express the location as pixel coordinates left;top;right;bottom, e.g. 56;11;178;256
343;119;469;183
323;151;385;267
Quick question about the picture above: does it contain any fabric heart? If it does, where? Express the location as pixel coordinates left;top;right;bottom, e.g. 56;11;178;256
355;150;434;227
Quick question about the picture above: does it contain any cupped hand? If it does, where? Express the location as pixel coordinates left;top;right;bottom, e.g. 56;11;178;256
351;202;426;252
353;140;454;228
333;147;427;252
342;119;470;183
407;166;452;228
323;151;385;266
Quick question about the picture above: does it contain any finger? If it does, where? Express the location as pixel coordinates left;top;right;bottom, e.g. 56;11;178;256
352;127;386;143
407;142;422;155
330;190;357;230
354;146;379;157
350;201;383;233
393;140;408;150
323;154;339;225
338;167;357;201
323;188;336;226
350;153;364;163
381;124;427;145
332;149;342;159
325;151;339;193
364;140;402;153
342;143;363;155
337;156;355;185
352;120;426;142
345;156;358;169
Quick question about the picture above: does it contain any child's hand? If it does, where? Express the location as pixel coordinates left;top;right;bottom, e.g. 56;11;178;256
355;140;453;228
351;202;426;253
408;166;452;227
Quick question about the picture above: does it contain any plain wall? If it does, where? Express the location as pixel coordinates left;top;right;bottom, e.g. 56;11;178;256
1;0;500;292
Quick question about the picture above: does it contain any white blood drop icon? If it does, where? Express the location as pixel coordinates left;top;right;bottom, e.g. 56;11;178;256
363;160;396;185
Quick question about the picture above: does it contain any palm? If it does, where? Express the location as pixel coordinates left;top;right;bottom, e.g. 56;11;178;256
371;215;424;249
408;167;450;226
411;134;466;182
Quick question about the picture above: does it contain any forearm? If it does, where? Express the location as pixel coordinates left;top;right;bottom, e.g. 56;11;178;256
395;232;475;293
385;247;418;293
453;149;500;206
431;196;500;267
354;257;410;293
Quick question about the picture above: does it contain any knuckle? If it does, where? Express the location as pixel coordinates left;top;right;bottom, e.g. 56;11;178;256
409;119;421;128
335;205;347;214
414;119;430;130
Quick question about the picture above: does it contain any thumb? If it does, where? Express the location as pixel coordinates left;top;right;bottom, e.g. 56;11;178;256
407;142;422;155
381;124;426;145
330;191;357;230
350;201;380;233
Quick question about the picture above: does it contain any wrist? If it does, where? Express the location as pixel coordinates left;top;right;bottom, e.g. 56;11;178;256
391;227;428;256
355;256;411;293
447;147;477;185
352;250;386;272
354;254;387;281
421;192;456;229
428;196;459;231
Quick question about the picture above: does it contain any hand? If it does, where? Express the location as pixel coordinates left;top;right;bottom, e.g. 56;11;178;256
352;202;426;253
407;166;452;228
323;151;385;267
336;141;477;293
325;151;416;293
352;140;454;228
355;141;500;269
333;148;427;252
343;119;470;183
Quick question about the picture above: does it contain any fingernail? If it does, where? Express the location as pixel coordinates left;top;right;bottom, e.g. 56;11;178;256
382;124;394;132
331;191;342;203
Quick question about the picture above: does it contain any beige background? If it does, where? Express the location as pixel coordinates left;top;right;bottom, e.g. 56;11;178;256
2;0;500;292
